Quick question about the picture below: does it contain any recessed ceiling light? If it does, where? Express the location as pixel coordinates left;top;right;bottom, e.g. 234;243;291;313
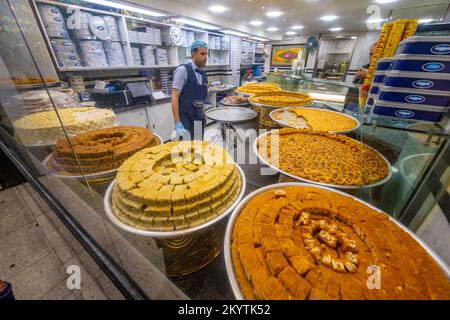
266;11;283;17
418;18;434;24
249;20;263;26
321;15;338;21
335;35;343;38
261;6;265;9
209;5;228;13
351;36;357;39
285;31;296;35
376;0;397;4
267;27;279;32
291;25;304;30
329;27;343;32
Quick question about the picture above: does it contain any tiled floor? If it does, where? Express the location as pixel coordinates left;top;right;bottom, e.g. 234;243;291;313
0;184;116;300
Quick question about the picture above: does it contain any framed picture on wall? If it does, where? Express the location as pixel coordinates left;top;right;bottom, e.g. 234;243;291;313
270;44;307;67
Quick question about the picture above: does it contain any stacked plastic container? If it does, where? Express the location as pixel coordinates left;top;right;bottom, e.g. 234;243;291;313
38;4;82;68
37;4;126;68
372;36;450;122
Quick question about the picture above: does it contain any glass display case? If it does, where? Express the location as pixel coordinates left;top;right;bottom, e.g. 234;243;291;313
1;0;449;300
266;70;450;220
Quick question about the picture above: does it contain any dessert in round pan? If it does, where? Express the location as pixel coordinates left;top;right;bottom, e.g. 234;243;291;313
256;128;389;187
249;91;313;108
48;126;160;175
227;184;450;300
270;108;359;133
111;141;243;232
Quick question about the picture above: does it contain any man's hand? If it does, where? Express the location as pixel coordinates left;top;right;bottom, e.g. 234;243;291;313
174;121;186;137
355;68;368;80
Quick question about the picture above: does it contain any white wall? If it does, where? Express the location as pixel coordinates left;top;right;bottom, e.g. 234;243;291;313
350;31;380;70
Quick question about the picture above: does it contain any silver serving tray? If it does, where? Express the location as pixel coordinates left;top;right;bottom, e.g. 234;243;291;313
224;182;450;300
103;163;246;238
269;107;361;134
220;98;250;107
206;107;257;123
42;132;162;180
253;130;392;190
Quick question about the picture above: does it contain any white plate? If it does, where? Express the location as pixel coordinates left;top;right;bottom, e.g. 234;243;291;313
269;107;361;134
103;163;246;238
224;182;450;300
253;130;392;190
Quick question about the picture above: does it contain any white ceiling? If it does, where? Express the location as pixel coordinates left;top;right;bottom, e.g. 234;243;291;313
130;0;450;39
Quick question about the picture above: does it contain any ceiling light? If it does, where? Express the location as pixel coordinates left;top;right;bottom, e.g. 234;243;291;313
266;11;283;17
335;35;343;38
376;0;397;4
321;15;338;21
82;0;165;16
329;27;343;32
351;36;357;39
418;18;434;24
267;27;279;32
172;18;221;30
291;25;304;30
209;5;228;13
249;20;264;26
286;31;296;35
221;29;250;37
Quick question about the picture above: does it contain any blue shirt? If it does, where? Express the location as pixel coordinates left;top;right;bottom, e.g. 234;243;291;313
172;62;204;92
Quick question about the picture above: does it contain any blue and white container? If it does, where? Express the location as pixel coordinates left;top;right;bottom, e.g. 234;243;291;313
370;85;380;95
79;40;108;67
103;42;125;66
377;87;450;108
72;11;94;40
376;58;393;71
373;101;448;122
373;71;386;84
37;4;69;38
390;54;450;74
396;36;450;56
102;16;121;42
383;70;450;93
50;39;82;68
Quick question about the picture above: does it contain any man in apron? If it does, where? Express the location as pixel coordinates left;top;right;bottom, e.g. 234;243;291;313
171;40;208;140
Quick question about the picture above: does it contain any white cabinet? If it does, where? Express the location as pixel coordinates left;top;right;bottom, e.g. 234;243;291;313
146;102;174;142
116;108;149;128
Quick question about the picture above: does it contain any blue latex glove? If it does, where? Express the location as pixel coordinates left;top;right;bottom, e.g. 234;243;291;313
174;121;186;137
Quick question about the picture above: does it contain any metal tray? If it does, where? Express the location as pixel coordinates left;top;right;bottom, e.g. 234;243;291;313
206;107;257;123
103;163;246;238
42;132;162;180
220;98;250;107
253;130;392;190
224;182;450;300
269;107;361;134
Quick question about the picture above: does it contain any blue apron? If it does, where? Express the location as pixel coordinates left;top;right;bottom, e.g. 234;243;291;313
178;63;208;140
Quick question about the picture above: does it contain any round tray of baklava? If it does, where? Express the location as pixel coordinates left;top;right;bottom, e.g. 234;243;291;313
224;182;450;300
253;128;392;190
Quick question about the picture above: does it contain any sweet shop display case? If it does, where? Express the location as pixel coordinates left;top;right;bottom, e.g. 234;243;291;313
0;0;449;300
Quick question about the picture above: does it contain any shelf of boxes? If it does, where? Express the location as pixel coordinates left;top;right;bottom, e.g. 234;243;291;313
32;0;268;76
